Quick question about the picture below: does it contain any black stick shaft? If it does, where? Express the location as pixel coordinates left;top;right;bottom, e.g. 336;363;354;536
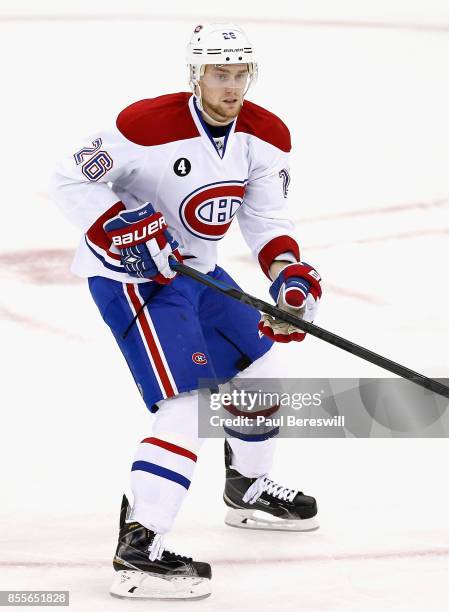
170;260;449;400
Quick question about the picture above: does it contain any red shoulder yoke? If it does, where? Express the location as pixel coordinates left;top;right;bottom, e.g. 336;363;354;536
235;100;291;153
116;92;199;146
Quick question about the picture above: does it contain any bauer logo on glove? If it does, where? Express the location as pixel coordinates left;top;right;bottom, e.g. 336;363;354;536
258;262;322;343
104;202;183;283
109;214;167;247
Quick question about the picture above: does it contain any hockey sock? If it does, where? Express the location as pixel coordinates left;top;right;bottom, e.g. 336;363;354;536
130;391;203;533
227;436;276;478
130;435;198;532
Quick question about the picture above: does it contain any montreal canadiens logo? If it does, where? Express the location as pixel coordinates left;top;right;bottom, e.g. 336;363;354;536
192;352;208;365
179;181;246;241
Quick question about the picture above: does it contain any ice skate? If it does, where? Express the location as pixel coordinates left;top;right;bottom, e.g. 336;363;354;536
110;496;211;600
223;441;319;531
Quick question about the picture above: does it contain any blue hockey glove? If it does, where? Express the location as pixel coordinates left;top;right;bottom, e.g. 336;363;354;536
104;202;182;283
258;262;322;342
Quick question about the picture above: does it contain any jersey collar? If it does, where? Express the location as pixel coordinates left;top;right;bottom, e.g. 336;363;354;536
189;95;236;160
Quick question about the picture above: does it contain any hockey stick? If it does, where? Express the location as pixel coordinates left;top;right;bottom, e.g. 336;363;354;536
166;260;449;400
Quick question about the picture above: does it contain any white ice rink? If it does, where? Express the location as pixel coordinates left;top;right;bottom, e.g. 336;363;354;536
1;1;449;610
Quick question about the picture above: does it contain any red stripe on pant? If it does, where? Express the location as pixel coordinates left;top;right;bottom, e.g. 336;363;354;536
125;284;176;399
142;437;197;462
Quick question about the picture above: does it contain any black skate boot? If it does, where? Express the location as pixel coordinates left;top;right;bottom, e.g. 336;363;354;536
223;440;319;531
110;495;211;600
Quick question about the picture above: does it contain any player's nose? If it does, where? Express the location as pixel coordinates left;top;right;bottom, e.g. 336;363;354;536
224;85;239;96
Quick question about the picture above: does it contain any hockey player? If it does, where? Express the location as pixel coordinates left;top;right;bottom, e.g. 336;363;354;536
50;23;322;600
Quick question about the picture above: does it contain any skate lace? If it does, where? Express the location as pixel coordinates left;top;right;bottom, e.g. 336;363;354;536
242;474;298;505
147;533;165;561
147;533;192;564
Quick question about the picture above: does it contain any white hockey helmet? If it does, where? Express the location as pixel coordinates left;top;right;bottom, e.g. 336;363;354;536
186;23;258;105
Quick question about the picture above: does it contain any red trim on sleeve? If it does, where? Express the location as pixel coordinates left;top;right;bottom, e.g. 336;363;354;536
86;201;125;260
235;100;291;152
116;93;199;146
258;235;300;278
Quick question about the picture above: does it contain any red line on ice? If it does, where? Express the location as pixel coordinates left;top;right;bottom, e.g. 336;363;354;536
1;14;449;34
295;198;449;225
2;548;449;568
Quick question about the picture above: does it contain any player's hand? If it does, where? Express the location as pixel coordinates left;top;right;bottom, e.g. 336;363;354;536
103;202;182;283
258;262;322;342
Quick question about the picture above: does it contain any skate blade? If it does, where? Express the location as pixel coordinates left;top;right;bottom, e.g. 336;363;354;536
225;508;320;532
110;570;211;600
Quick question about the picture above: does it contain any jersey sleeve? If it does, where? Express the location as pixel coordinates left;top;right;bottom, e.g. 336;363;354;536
237;139;300;278
49;125;146;231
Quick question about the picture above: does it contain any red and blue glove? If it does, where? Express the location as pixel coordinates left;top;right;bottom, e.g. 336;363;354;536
258;262;322;342
104;202;182;283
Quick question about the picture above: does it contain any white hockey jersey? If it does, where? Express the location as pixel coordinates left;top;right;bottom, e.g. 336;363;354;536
50;92;300;282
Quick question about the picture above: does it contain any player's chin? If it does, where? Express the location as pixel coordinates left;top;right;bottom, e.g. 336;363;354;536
220;100;241;118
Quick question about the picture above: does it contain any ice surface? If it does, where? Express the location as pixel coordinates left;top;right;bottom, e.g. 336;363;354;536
1;3;448;610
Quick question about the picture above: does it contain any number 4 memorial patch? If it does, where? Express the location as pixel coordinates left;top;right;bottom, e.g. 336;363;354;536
174;158;192;177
